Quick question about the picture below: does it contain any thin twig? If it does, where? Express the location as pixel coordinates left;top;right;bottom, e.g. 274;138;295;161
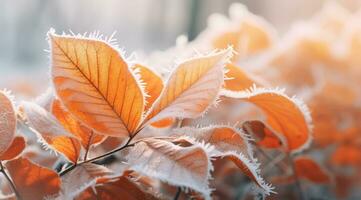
83;131;94;161
59;136;134;177
286;153;306;200
173;187;181;200
0;162;22;200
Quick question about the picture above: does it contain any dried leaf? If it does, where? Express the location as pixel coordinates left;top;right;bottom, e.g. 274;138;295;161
50;32;144;137
0;136;26;161
144;48;232;126
0;90;16;155
221;87;312;153
44;136;81;164
5;157;61;200
294;156;331;184
127;138;212;199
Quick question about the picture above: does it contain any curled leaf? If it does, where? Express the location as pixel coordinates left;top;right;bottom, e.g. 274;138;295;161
224;63;261;92
221;87;312;153
5;157;61;200
144;48;233;126
50;31;144;137
242;120;282;149
0;90;16;155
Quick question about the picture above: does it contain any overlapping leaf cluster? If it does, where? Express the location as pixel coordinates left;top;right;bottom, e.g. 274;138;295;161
5;2;359;200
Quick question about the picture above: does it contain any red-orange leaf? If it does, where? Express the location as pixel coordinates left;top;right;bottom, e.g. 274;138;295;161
0;136;26;161
5;157;61;200
0;90;16;155
294;156;331;184
50;31;144;137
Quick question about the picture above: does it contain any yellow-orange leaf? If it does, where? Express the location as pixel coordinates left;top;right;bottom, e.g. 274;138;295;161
222;87;312;153
5;157;61;200
50;32;144;137
224;63;261;92
0;90;16;155
52;99;104;149
132;64;163;112
44;136;81;164
144;48;232;125
0;136;26;161
294;156;330;184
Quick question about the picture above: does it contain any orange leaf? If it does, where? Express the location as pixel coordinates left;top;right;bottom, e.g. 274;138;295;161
0;90;16;155
330;145;361;167
222;87;312;153
45;136;81;164
144;48;232;125
52;99;104;149
132;64;163;112
5;157;61;200
294;156;331;184
50;32;144;137
224;63;261;92
0;136;26;161
150;117;174;128
172;126;251;158
76;176;158;200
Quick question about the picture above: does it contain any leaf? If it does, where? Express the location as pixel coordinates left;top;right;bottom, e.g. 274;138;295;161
0;136;26;161
52;99;105;149
172;126;251;158
224;63;261;92
75;176;158;200
221;87;312;153
0;90;16;155
61;163;113;198
126;138;212;199
294;156;331;184
150;117;175;128
5;157;61;200
22;101;71;138
330;145;361;167
43;136;81;164
132;64;164;112
144;48;232;126
50;32;144;137
242;120;282;149
21;101;81;163
221;152;274;195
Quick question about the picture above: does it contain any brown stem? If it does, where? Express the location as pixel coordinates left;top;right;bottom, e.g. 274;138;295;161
286;153;305;200
173;187;181;200
0;162;22;200
59;136;134;177
83;131;95;161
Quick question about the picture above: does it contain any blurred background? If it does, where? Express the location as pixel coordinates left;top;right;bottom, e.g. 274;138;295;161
1;0;361;96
